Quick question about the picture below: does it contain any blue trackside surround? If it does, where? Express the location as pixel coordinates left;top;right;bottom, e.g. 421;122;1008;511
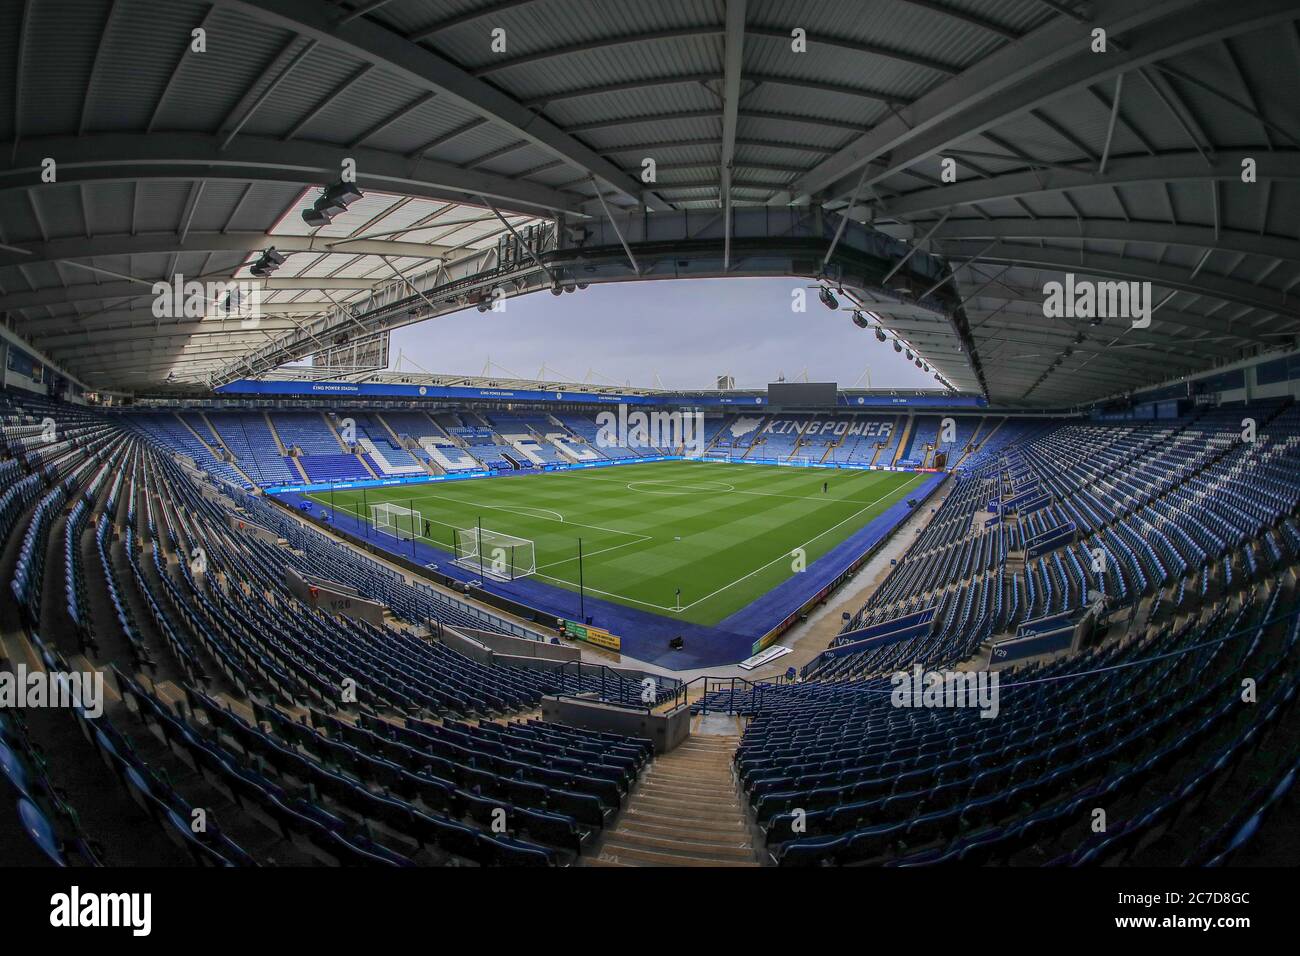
270;460;945;669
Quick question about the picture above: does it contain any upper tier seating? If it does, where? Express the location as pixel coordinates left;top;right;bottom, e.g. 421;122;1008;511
206;412;298;485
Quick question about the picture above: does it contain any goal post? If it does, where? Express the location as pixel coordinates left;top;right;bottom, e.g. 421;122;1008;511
453;526;537;581
371;502;421;541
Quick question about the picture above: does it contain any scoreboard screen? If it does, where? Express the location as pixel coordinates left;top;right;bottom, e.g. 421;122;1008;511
767;382;838;407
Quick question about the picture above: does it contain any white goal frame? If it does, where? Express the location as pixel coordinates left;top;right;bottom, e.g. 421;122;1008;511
453;526;537;581
371;502;421;541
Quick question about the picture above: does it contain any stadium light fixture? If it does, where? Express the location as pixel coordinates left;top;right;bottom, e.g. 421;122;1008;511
818;287;839;311
874;327;887;343
851;310;870;329
249;247;286;278
301;206;332;228
302;180;365;227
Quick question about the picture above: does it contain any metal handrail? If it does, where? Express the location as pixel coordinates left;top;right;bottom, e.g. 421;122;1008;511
666;672;793;715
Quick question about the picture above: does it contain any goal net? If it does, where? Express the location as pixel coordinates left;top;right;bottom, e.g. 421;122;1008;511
372;502;421;541
453;526;537;581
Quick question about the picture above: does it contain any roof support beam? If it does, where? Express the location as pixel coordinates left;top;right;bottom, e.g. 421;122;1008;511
11;0;31;164
591;180;641;276
892;0;1020;41
220;37;319;150
941;240;1298;327
720;0;746;271
284;63;373;141
0;230;457;271
789;0;1295;203
481;197;555;285
961;308;1242;357
207;0;663;210
0;277;384;312
876;150;1300;218
882;211;950;284
0;133;585;216
1097;73;1123;175
78;0;120;134
930;216;1300;264
37;323;299;350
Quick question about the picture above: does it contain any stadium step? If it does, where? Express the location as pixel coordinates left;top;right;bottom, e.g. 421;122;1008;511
586;734;757;866
264;411;289;455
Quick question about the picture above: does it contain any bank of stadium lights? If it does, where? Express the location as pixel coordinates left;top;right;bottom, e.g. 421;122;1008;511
549;279;590;296
249;248;286;279
844;299;931;372
301;181;365;228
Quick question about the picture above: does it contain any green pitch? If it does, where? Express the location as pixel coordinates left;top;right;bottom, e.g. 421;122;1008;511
308;460;924;626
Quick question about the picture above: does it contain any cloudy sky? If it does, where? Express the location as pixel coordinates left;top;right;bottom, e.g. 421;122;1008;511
388;277;940;391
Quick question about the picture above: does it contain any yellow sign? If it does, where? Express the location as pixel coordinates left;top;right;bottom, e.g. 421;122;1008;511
563;620;622;651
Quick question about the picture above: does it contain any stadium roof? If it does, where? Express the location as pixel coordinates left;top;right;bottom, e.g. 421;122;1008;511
1;0;1298;405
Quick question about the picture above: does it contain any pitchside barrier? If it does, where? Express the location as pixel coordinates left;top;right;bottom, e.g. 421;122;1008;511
561;619;621;651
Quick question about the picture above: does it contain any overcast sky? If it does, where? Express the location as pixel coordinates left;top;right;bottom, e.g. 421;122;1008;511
388;277;940;391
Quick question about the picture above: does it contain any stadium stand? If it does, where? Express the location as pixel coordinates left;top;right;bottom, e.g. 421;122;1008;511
1;388;691;869
5;385;1297;871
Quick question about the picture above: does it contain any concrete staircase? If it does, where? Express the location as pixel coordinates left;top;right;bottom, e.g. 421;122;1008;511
264;412;290;455
891;414;914;466
587;734;758;867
